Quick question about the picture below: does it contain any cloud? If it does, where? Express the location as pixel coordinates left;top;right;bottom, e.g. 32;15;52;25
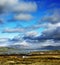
13;2;37;13
0;1;60;50
0;19;4;24
14;41;29;47
34;8;60;41
0;0;37;13
0;38;8;43
0;0;37;22
0;0;17;5
25;31;39;37
39;22;60;40
40;8;60;24
2;8;60;49
2;28;25;33
2;24;42;33
12;34;60;49
15;8;60;49
0;37;27;47
0;37;31;48
2;27;35;33
0;0;18;13
0;6;5;14
20;34;60;49
0;34;60;49
41;27;60;40
0;38;11;47
40;40;60;47
14;13;33;21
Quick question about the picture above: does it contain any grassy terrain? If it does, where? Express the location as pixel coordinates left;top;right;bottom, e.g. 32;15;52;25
0;47;28;54
0;51;60;65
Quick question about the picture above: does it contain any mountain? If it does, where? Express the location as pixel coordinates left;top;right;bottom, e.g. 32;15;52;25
0;46;29;54
0;47;18;54
41;46;60;50
8;45;60;51
8;45;29;50
0;45;60;54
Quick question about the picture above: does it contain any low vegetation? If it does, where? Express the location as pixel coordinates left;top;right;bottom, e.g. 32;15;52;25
0;50;60;65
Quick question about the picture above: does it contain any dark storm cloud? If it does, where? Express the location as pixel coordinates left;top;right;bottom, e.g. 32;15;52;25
40;27;60;40
0;6;5;14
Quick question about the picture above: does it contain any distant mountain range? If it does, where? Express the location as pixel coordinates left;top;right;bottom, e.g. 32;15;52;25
0;45;60;54
42;46;60;50
10;45;60;50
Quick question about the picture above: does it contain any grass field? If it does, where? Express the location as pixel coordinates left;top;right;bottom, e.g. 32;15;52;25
0;51;60;65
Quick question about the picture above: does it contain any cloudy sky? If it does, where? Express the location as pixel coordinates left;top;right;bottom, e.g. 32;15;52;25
0;0;60;49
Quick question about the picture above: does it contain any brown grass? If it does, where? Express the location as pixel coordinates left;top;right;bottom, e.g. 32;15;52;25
0;51;60;65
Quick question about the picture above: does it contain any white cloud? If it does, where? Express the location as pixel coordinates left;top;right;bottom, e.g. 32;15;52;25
0;0;18;6
0;0;37;22
0;38;10;47
43;23;60;32
14;41;29;47
0;38;8;42
3;26;41;33
3;28;25;33
0;0;37;13
41;40;60;46
25;31;39;37
13;2;37;12
14;14;33;21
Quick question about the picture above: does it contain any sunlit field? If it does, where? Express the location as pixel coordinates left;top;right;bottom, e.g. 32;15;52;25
0;51;60;65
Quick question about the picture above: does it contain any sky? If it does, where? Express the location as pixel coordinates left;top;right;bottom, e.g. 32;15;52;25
0;0;60;49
